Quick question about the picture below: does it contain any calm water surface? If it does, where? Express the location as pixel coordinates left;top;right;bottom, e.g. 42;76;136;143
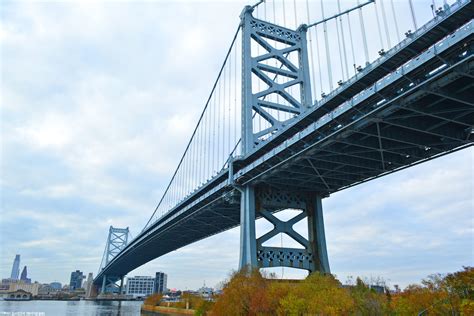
0;300;169;316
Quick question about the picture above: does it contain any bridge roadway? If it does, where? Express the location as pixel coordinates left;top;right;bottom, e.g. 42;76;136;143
94;3;474;285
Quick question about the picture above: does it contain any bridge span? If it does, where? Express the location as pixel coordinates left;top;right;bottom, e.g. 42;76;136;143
94;0;473;292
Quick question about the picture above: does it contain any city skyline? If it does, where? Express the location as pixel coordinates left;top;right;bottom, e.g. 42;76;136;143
1;0;472;290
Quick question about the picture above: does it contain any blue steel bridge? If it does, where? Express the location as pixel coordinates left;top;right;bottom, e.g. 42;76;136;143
94;0;474;293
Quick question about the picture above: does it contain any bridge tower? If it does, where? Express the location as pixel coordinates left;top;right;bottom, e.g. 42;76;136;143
98;226;129;295
239;5;329;274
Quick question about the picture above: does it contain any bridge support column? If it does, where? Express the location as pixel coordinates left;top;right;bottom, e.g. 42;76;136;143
307;196;330;273
119;276;124;294
240;187;330;274
101;275;106;294
239;185;257;269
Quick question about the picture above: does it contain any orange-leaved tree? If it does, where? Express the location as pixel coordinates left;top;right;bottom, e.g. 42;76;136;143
210;266;274;316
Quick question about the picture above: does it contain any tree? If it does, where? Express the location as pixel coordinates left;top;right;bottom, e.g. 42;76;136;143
350;277;390;315
144;293;162;306
210;266;273;316
278;273;354;316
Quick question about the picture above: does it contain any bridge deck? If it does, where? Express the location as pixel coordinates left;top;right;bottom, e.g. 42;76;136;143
94;15;474;285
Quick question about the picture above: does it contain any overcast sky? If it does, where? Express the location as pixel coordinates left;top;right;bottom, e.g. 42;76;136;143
1;0;472;291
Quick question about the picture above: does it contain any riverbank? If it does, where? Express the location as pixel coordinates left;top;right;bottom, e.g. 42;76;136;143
141;304;195;315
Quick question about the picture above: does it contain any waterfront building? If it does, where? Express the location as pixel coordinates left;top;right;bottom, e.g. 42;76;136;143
4;289;32;301
20;266;31;284
126;276;155;298
154;272;167;294
69;270;85;291
38;284;54;295
10;282;40;296
49;282;62;290
10;255;20;280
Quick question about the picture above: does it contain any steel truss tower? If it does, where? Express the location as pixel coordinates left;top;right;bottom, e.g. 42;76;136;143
99;226;129;294
239;5;329;273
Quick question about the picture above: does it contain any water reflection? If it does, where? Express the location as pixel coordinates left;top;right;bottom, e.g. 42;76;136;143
0;300;143;316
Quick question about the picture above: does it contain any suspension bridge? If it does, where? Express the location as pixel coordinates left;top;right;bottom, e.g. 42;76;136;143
93;0;474;293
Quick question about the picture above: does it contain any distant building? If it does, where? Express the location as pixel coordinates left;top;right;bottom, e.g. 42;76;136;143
154;272;167;294
20;266;31;284
197;282;213;299
10;282;40;296
126;276;155;298
49;282;62;290
83;273;94;298
38;284;54;295
10;255;20;280
69;270;85;291
5;289;32;301
369;285;385;294
0;278;18;290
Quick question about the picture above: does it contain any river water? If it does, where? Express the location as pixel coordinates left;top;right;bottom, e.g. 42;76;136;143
0;300;162;316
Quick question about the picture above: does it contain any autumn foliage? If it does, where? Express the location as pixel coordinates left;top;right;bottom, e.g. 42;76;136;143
208;266;473;316
143;293;163;306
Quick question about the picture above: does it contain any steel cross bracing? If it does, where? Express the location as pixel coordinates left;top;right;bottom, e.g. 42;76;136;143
97;226;130;293
94;1;474;286
105;226;129;266
241;5;312;150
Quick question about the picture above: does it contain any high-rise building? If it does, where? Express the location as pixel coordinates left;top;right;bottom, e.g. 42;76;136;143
126;276;155;298
10;255;20;280
84;273;94;298
69;270;85;291
20;266;31;284
154;272;167;293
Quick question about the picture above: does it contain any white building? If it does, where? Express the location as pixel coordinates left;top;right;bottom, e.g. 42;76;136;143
126;276;155;298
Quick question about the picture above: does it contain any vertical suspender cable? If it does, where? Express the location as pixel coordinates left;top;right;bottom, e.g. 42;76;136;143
213;93;217;174
320;0;333;92
281;0;287;121
306;0;317;101
234;41;237;154
408;0;418;30
374;1;385;50
198;124;202;186
223;66;227;169
346;13;357;75
380;0;392;48
217;75;222;169
143;25;242;229
315;25;324;96
357;0;370;65
335;17;345;81
228;54;232;162
204;112;207;181
256;6;262;134
293;0;297;28
390;0;401;43
273;0;280;122
337;0;349;81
